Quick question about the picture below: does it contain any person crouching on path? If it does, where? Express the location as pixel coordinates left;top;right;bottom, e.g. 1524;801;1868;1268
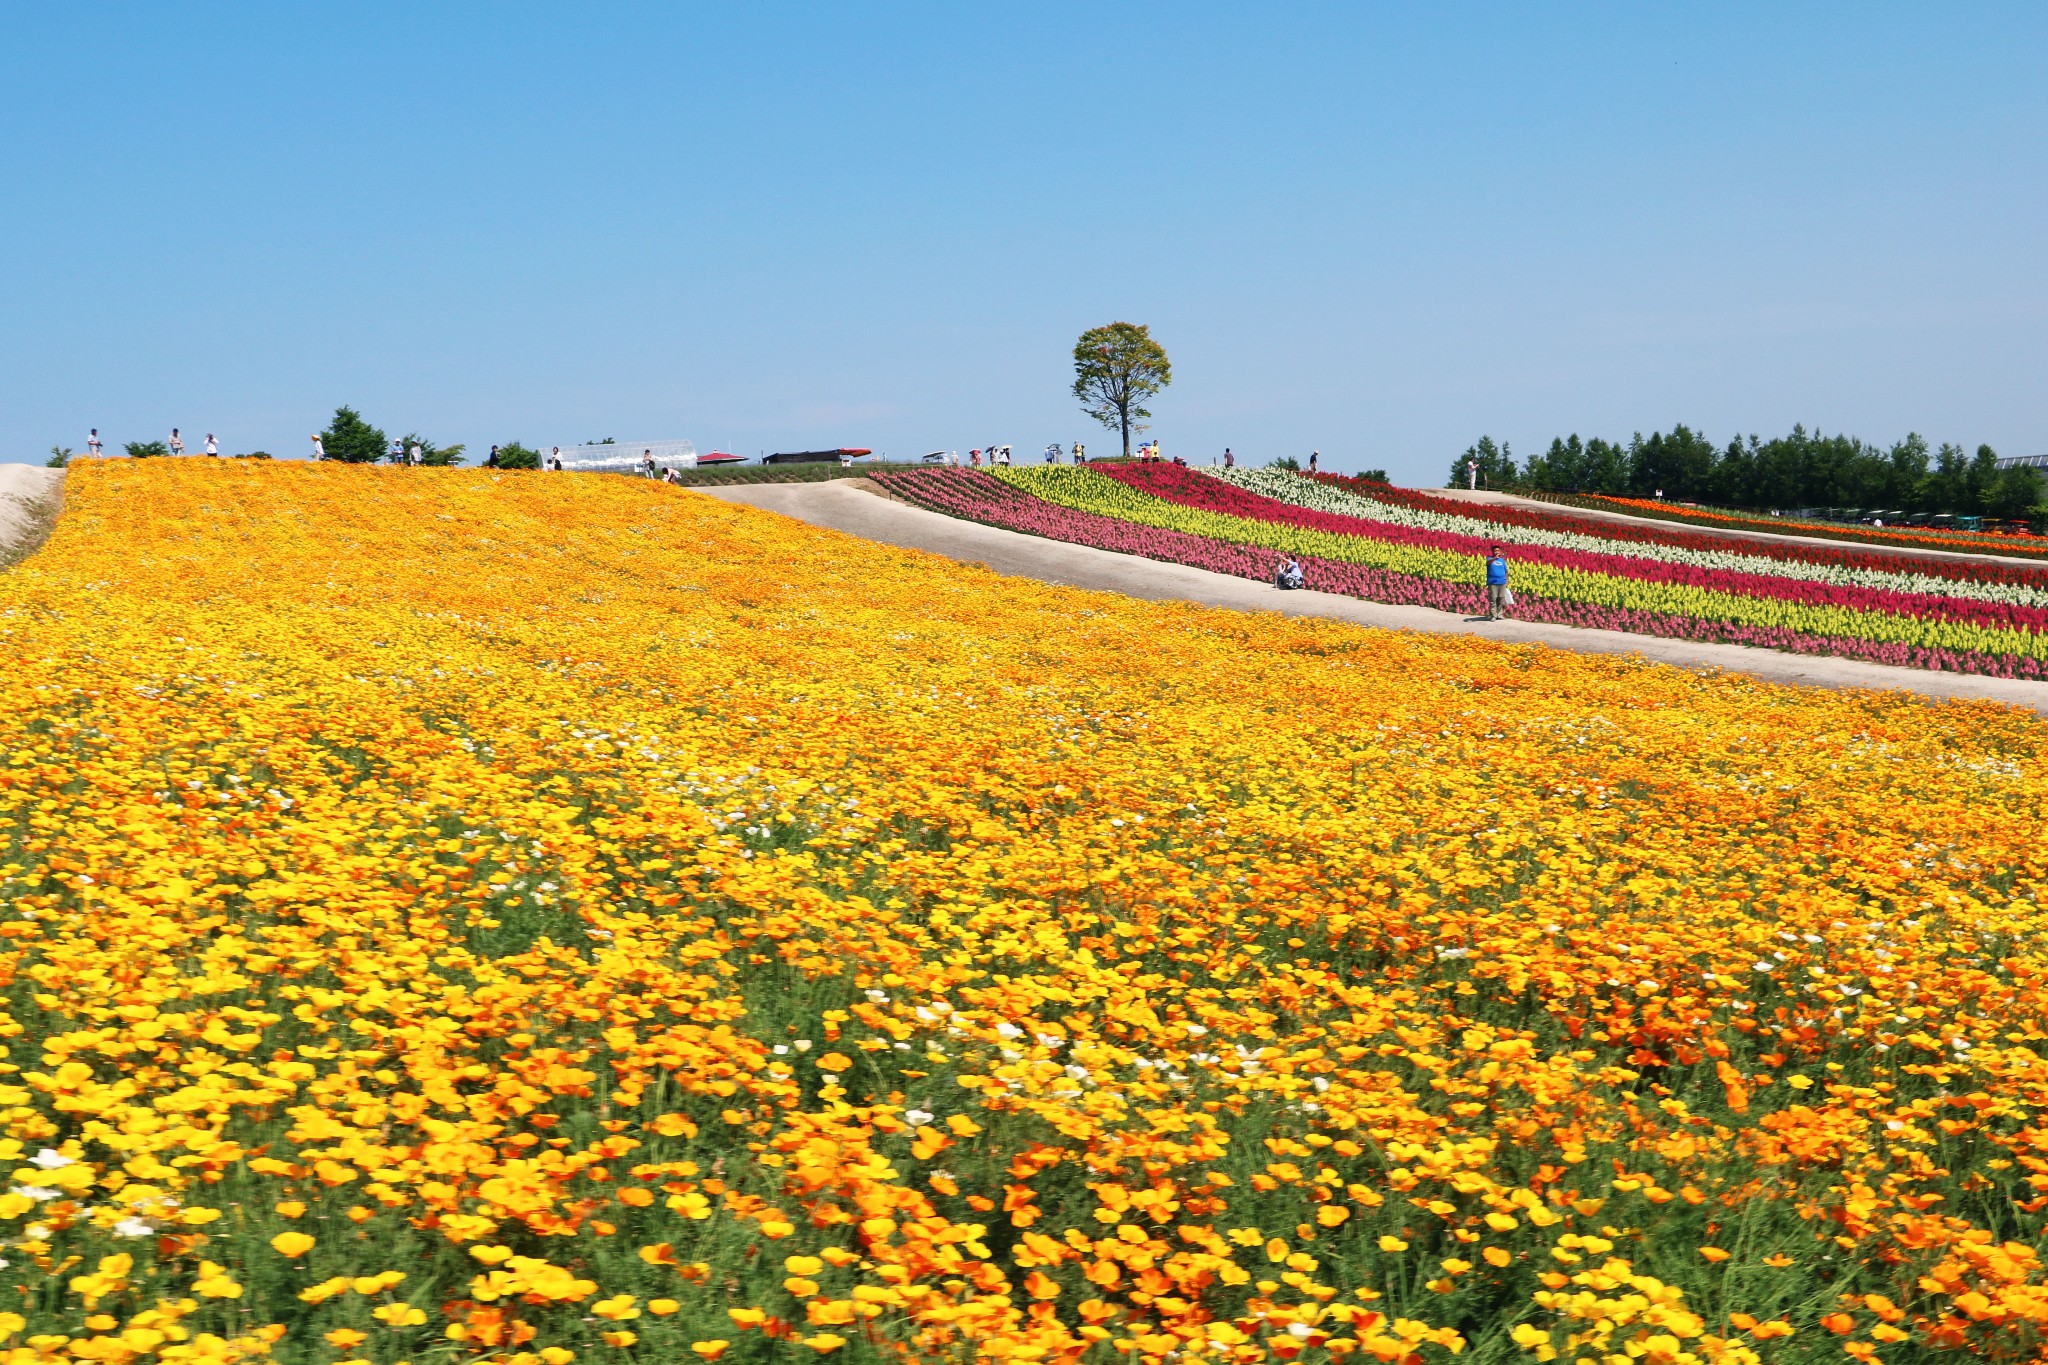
1485;546;1510;620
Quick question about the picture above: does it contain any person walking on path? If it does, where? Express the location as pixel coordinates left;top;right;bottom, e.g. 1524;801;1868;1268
1484;545;1511;620
167;429;185;457
310;434;325;460
1308;450;1319;474
204;433;219;457
87;429;102;457
1223;448;1235;468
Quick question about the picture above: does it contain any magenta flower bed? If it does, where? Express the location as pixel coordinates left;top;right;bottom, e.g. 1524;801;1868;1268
1316;473;2048;591
871;469;2047;680
1101;464;2048;633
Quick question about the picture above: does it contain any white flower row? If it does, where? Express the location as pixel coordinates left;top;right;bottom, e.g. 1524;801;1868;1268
1203;468;2048;609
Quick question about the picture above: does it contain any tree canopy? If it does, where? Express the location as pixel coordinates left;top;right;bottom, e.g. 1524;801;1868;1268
1451;425;2044;521
321;407;388;465
1072;323;1171;458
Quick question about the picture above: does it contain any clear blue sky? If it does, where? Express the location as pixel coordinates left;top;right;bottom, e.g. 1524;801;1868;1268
5;4;2044;480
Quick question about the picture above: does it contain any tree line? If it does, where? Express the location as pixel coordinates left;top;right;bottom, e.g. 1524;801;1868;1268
1450;425;2044;520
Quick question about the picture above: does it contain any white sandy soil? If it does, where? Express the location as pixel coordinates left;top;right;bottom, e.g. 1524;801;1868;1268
0;466;62;561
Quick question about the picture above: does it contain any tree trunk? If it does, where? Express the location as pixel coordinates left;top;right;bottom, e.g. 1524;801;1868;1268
1120;406;1131;458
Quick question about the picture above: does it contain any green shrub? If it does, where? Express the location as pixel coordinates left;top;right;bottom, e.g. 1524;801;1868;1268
321;406;389;464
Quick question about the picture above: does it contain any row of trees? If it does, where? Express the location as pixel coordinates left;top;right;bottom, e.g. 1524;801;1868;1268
1450;426;2044;520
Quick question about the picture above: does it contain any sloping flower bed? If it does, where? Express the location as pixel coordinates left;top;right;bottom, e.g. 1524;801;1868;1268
1566;491;2048;559
1317;474;2048;585
1213;467;2048;610
876;466;2048;677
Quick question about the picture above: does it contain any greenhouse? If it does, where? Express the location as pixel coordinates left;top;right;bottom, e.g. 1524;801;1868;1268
551;439;697;473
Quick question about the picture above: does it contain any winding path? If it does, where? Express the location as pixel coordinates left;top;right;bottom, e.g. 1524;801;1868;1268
702;479;2048;716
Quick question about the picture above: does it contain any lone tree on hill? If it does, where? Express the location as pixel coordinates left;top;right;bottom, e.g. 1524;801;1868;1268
321;406;388;464
1073;322;1171;459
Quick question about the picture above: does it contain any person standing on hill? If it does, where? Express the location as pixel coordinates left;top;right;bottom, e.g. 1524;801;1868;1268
310;433;325;460
1223;448;1235;468
204;433;219;457
87;429;103;457
1308;450;1319;474
168;429;185;457
1485;546;1511;620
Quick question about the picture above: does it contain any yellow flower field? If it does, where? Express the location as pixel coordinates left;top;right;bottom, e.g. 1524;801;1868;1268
0;459;2045;1365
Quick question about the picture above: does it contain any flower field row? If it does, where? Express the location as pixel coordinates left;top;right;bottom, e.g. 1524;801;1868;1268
1565;494;2048;559
945;465;2048;676
1314;476;2048;589
876;466;2048;679
5;460;2048;1365
1216;469;2048;612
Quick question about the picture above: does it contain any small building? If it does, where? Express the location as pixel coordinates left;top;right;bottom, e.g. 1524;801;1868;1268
1993;454;2048;471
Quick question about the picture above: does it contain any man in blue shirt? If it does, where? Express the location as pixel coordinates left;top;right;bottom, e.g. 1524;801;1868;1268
1485;546;1510;620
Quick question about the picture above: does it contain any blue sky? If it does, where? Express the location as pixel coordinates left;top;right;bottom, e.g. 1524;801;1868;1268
4;4;2044;480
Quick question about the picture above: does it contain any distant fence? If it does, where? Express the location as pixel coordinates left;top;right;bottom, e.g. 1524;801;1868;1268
553;440;697;473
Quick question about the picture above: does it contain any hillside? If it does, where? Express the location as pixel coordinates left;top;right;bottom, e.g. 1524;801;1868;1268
0;460;2044;1362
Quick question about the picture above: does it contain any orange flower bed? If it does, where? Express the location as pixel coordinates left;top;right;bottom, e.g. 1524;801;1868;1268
0;459;2042;1363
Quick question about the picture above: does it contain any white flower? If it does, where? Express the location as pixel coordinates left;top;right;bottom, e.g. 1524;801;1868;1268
11;1186;58;1202
1437;946;1470;960
1183;1024;1207;1036
995;1022;1024;1041
29;1150;72;1170
820;1073;841;1085
792;1040;812;1051
1288;1324;1312;1339
865;989;890;1004
904;1110;935;1127
113;1218;153;1237
1753;962;1775;973
1065;1065;1090;1081
773;1045;788;1055
1886;1120;1904;1131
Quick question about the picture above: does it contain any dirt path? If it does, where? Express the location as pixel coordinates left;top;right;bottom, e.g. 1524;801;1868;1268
0;466;63;568
700;480;2048;716
1430;487;2048;567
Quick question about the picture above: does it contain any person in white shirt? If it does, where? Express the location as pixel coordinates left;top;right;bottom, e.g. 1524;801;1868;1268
550;447;561;469
168;429;185;456
204;433;219;457
311;434;325;460
87;429;102;457
409;442;423;466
